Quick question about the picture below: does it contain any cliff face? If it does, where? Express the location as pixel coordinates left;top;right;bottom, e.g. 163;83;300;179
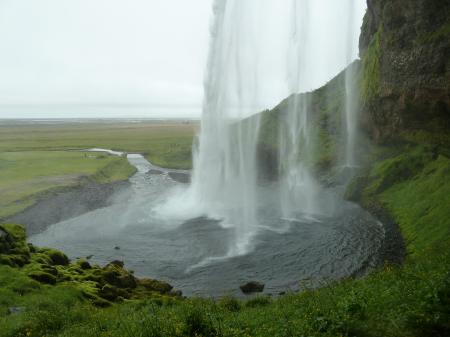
254;0;450;180
360;0;450;144
255;62;361;180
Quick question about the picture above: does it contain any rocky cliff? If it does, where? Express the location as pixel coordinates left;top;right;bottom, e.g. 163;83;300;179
255;0;450;180
360;0;450;145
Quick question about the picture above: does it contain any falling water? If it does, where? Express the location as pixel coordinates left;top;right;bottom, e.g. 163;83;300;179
278;0;365;218
188;0;265;255
343;1;365;168
278;0;319;218
160;0;367;258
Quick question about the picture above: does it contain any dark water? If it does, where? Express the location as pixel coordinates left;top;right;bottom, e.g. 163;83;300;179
30;154;384;297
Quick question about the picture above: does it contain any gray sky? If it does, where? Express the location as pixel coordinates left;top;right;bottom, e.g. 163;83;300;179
0;0;366;119
0;0;212;117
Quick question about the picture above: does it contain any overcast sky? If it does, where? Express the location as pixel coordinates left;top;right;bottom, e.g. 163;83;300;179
0;0;366;119
0;0;212;117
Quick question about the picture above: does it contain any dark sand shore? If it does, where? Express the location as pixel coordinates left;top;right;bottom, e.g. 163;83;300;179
6;181;130;236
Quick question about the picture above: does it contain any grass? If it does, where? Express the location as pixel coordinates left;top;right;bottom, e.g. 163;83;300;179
0;121;197;169
0;120;196;219
378;152;450;254
0;151;136;219
0;143;449;336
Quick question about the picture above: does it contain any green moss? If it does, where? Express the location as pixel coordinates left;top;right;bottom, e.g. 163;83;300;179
366;146;434;194
245;296;272;308
418;21;450;43
37;248;70;266
361;29;382;103
0;224;26;242
27;270;58;285
0;224;30;267
380;154;450;254
348;144;450;257
218;296;241;312
91;157;137;184
138;278;173;294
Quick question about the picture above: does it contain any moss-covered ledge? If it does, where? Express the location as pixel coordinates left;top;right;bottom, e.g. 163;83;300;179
345;144;450;258
0;224;182;307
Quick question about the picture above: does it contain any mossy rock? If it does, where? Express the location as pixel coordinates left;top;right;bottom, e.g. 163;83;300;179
0;224;179;305
27;270;57;285
0;224;30;267
76;258;92;270
38;248;70;266
139;278;173;294
102;262;137;289
0;254;29;267
99;284;130;301
0;224;27;242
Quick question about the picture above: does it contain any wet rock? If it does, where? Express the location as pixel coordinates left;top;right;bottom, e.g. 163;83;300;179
359;0;450;143
108;260;124;268
147;169;164;175
169;289;183;297
168;172;191;184
240;281;265;294
114;246;120;250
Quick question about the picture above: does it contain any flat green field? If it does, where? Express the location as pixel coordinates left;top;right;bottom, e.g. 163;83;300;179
0;120;197;219
0;120;197;169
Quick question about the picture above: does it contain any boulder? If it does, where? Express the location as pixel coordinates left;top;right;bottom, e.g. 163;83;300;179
0;224;30;266
139;278;173;294
102;262;137;289
107;260;124;268
76;259;92;270
40;248;70;266
147;169;164;175
240;281;265;294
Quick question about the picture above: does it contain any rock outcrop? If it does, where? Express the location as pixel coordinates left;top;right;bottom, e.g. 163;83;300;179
0;224;182;307
359;0;450;144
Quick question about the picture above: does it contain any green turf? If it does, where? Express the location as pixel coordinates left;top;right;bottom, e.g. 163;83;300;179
0;151;136;219
1;143;449;337
0;121;196;219
0;121;197;169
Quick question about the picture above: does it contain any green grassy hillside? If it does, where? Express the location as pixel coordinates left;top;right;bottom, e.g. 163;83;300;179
0;151;135;219
1;142;449;336
0;121;197;169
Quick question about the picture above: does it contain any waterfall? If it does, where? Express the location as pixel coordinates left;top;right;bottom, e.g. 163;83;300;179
278;0;365;217
189;0;265;255
158;0;367;259
343;1;365;168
